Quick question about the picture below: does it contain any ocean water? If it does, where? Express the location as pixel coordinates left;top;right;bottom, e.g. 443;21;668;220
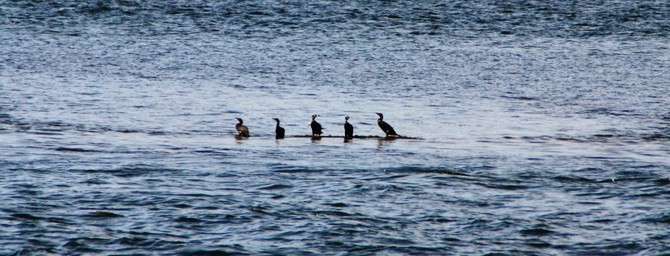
1;1;670;255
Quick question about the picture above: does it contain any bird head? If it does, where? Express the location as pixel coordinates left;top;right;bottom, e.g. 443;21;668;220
345;116;350;121
235;118;243;123
272;118;279;122
375;113;384;119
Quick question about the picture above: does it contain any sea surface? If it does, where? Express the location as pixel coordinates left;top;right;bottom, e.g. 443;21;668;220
1;1;670;255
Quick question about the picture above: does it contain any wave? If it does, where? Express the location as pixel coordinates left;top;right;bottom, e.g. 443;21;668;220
4;1;668;39
70;165;183;178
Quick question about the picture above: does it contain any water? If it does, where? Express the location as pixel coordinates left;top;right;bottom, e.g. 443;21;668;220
1;1;670;255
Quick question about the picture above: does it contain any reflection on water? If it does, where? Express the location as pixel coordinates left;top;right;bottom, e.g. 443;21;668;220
376;137;397;149
235;135;250;141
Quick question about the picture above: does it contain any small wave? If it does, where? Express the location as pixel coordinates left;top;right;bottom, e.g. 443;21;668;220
273;168;321;173
54;147;101;153
63;238;104;253
324;202;349;208
313;210;353;217
475;182;532;191
384;166;472;177
258;184;293;190
88;211;124;218
0;116;185;138
644;133;670;141
174;216;202;223
116;129;142;133
501;95;538;101
116;236;152;247
11;213;41;221
81;178;109;185
79;2;114;15
642;214;670;224
45;217;74;225
149;131;167;135
615;170;660;180
172;203;191;209
418;215;457;223
519;225;555;236
0;113;13;124
566;240;645;255
178;246;248;256
654;178;670;186
553;175;596;184
526;239;552;248
72;166;182;178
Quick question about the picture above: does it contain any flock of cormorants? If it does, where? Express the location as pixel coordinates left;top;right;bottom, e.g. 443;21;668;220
234;113;401;140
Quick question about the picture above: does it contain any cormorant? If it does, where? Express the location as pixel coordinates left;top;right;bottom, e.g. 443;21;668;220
235;118;249;137
376;113;398;137
344;116;354;139
310;114;323;137
273;118;285;139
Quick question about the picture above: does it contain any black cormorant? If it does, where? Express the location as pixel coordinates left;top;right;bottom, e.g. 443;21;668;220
344;116;354;139
235;118;249;137
273;118;285;139
376;113;398;137
310;114;323;137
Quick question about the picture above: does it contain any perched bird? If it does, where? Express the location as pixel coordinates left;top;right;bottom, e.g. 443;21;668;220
235;118;249;137
376;113;398;137
273;118;285;139
344;116;354;139
310;114;324;137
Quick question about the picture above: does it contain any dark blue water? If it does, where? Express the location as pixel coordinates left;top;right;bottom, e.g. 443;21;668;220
2;1;670;255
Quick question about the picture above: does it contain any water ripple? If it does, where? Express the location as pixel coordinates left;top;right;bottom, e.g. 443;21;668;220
2;0;670;254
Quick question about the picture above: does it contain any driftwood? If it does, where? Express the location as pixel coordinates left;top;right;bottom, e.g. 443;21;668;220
234;135;422;140
289;135;422;140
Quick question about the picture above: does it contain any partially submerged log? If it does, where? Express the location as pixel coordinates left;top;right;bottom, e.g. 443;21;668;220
289;135;422;140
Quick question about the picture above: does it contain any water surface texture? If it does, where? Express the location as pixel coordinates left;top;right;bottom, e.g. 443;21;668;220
2;1;670;255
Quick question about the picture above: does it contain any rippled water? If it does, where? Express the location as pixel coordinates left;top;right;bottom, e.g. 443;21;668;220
2;1;670;255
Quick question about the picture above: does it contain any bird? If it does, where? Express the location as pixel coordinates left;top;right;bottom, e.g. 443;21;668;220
310;114;324;137
376;113;399;137
344;116;354;139
272;118;285;139
235;118;249;137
